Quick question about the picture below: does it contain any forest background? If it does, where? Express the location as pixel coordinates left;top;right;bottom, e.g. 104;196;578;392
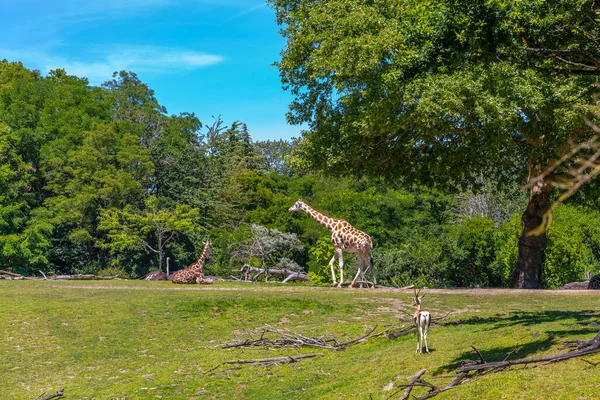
1;60;600;289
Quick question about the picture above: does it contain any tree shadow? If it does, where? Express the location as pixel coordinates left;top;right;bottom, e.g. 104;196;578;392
433;310;600;374
446;310;599;330
434;335;556;374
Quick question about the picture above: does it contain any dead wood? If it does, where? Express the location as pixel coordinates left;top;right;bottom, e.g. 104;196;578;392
0;270;23;277
221;325;378;351
391;369;469;400
557;281;590;290
47;274;122;280
388;325;416;339
231;264;310;282
205;353;323;374
457;334;600;373
392;331;600;399
140;271;168;281
393;368;426;400
36;388;64;400
337;279;376;288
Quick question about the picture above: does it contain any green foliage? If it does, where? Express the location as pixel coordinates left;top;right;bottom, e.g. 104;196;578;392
96;265;130;279
543;207;600;288
446;218;498;287
307;237;335;284
3;59;600;288
98;196;201;275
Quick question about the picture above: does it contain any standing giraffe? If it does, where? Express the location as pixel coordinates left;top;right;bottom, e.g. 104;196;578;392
288;199;375;288
171;240;212;284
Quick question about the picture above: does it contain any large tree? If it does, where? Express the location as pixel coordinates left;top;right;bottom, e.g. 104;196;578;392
270;0;598;288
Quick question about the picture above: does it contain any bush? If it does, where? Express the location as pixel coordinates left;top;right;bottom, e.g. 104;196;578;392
543;207;600;288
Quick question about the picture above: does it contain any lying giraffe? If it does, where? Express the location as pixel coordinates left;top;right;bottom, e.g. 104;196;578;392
171;240;212;284
288;199;375;288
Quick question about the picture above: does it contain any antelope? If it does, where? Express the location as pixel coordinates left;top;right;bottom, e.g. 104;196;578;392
412;288;431;354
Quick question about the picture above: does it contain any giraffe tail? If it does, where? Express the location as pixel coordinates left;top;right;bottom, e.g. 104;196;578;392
369;256;376;285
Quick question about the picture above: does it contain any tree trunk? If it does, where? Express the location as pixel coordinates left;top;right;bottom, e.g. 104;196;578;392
512;164;553;289
157;231;164;272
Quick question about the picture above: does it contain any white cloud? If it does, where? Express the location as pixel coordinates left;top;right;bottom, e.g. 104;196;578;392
229;3;268;20
0;46;224;85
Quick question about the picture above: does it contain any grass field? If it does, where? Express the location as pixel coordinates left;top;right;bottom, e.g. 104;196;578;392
1;280;599;399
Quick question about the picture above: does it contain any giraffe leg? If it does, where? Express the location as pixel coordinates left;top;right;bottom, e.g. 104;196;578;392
350;258;365;288
328;250;340;285
368;255;376;286
328;255;337;285
337;249;344;287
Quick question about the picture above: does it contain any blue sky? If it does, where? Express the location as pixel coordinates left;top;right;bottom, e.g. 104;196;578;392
0;0;303;141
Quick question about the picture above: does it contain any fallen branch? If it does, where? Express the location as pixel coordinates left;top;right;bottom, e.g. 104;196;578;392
393;370;469;400
222;325;378;351
393;368;426;400
36;388;64;400
388;325;416;339
224;353;322;365
393;331;600;399
457;345;600;373
47;274;121;280
0;270;23;278
337;280;376;288
231;264;310;283
205;353;322;374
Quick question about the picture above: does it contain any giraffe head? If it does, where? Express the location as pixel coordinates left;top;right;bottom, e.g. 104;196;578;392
288;198;305;212
204;239;213;250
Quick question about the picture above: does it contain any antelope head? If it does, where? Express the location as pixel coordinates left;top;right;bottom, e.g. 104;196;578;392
412;287;425;310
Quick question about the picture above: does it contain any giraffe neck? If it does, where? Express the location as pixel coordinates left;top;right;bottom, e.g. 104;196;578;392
192;243;210;272
300;203;337;231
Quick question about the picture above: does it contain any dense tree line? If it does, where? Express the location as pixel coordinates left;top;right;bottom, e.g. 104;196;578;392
1;59;599;288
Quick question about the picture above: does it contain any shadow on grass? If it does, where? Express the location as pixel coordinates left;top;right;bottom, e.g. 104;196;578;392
433;310;600;374
447;310;599;330
434;335;556;374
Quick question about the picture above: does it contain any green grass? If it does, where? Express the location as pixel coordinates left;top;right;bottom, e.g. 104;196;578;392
1;280;599;399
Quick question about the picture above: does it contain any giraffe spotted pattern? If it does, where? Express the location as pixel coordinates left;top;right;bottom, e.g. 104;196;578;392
288;199;375;288
171;240;212;284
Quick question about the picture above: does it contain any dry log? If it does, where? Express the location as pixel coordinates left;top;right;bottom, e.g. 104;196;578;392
388;326;416;339
205;353;322;375
0;270;23;277
48;274;121;280
337;279;376;288
398;368;426;400
393;369;469;400
36;388;64;400
221;325;378;351
231;264;310;282
140;271;168;281
223;353;322;365
457;345;600;373
391;331;600;399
